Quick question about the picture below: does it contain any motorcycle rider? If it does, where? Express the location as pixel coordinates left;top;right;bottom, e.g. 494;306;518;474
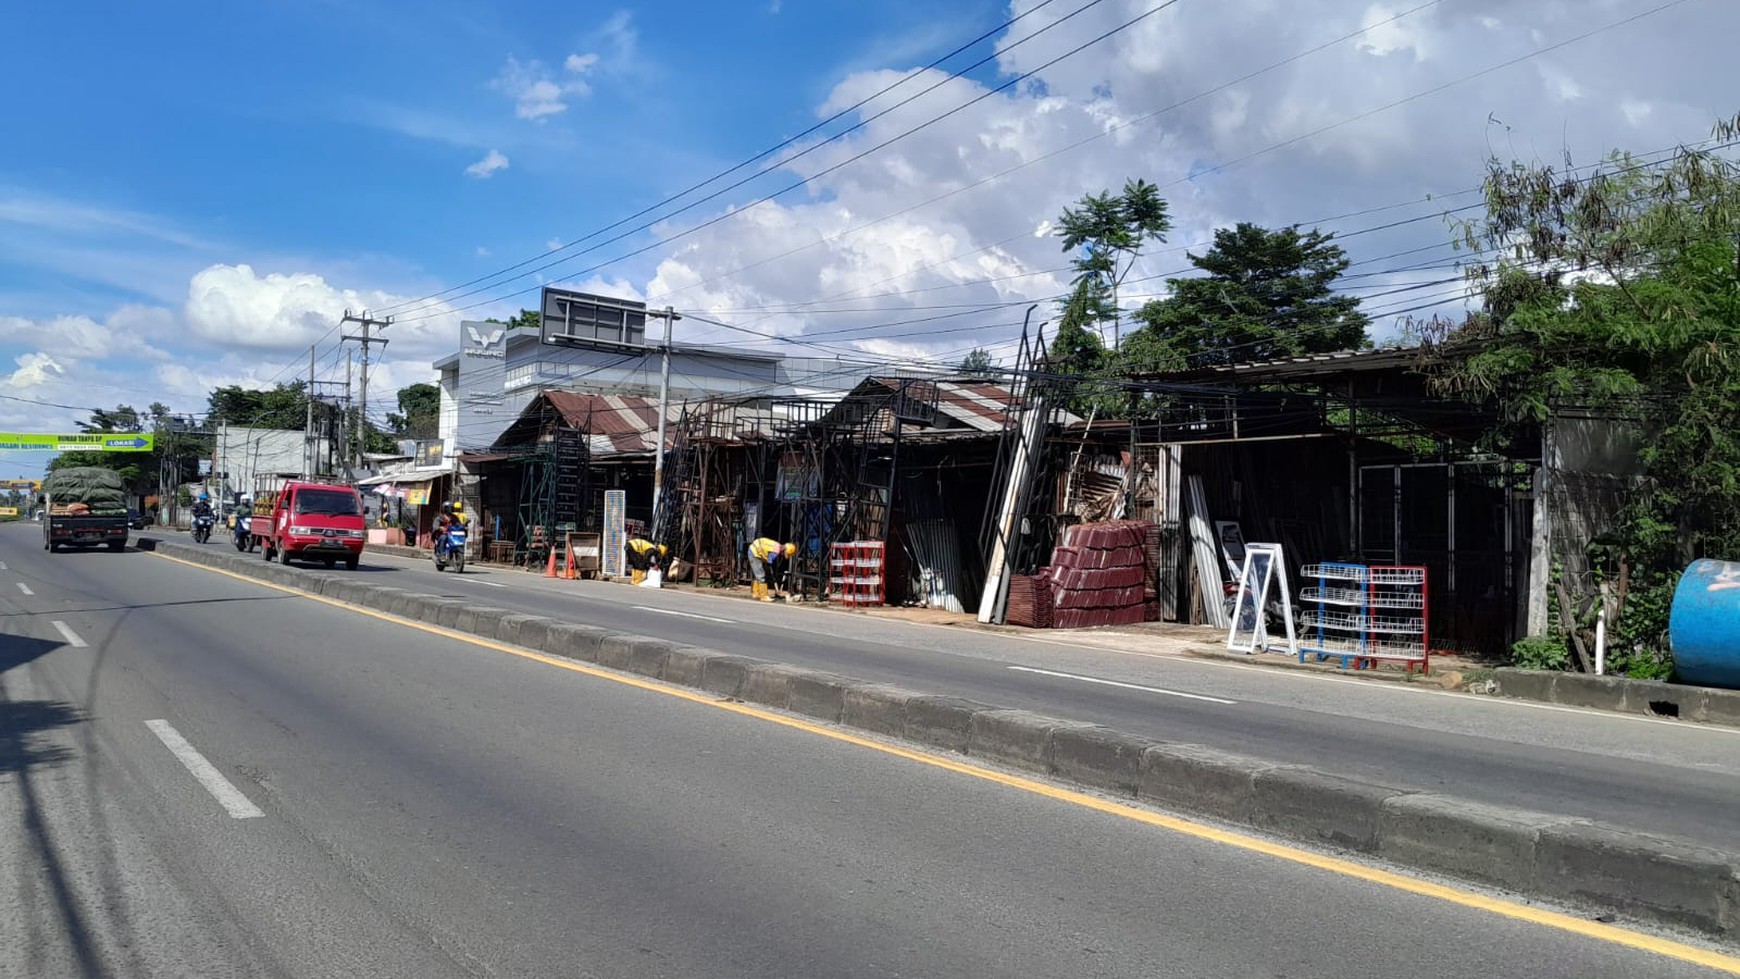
233;494;253;545
190;492;214;539
435;500;468;556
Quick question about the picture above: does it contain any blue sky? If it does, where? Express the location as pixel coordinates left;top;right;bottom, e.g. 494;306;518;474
3;0;1736;479
1;0;1000;310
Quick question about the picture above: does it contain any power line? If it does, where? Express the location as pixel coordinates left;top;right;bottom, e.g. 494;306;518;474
1161;0;1698;191
380;0;1120;321
372;0;1080;318
639;0;1457;313
391;0;1192;325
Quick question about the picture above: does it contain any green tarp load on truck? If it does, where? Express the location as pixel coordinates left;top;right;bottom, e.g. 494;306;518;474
43;467;128;514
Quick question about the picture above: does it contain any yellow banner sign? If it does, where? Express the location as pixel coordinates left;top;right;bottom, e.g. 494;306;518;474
0;507;19;517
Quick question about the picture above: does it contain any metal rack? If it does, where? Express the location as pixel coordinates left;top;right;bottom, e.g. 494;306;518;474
829;541;886;607
1299;563;1430;674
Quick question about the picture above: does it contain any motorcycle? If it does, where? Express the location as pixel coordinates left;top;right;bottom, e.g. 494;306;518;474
433;525;467;573
192;512;215;544
233;512;255;552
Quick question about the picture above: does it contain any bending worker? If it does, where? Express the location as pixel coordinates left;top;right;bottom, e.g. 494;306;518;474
625;537;666;586
746;537;796;602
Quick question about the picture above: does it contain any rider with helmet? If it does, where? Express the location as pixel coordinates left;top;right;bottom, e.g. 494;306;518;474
435;500;468;551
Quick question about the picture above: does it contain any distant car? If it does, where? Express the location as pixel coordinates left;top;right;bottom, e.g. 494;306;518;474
127;508;145;529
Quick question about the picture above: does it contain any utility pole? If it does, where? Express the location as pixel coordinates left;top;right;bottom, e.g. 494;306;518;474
344;352;354;471
305;345;316;478
650;305;682;538
340;309;391;476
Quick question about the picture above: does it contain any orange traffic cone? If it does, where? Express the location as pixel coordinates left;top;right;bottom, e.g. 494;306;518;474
564;549;577;580
544;548;558;578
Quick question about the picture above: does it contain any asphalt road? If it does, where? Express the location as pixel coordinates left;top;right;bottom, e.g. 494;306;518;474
256;538;1740;852
2;525;1734;977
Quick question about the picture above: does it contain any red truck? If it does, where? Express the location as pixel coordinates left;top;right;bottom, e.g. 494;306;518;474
250;479;367;569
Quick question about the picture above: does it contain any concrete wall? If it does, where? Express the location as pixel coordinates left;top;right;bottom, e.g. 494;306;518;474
448;319;871;453
215;425;332;497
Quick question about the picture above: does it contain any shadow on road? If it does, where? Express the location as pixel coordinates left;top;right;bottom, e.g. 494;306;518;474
1;644;107;977
0;634;84;775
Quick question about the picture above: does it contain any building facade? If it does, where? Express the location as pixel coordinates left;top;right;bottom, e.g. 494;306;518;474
434;313;871;455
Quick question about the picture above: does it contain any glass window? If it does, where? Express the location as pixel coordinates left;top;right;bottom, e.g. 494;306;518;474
293;489;362;516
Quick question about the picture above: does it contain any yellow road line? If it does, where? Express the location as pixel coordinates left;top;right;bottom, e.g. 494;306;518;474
153;551;1740;974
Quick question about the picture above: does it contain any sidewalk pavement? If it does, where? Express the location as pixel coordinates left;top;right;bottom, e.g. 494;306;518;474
376;542;1486;692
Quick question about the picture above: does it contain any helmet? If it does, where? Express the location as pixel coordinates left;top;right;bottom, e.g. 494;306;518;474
452;501;465;513
198;492;209;500
240;495;252;505
658;544;669;557
782;543;796;558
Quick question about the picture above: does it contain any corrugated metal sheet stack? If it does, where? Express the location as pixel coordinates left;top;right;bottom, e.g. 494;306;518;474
1047;521;1154;629
1142;522;1163;622
1004;570;1054;628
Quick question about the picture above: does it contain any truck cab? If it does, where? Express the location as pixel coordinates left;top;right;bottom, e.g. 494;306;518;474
258;480;367;569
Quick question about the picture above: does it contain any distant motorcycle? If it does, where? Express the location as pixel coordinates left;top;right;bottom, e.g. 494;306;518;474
433;526;467;573
233;512;255;551
192;512;215;544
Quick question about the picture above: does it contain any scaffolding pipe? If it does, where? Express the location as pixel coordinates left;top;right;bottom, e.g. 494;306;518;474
978;396;1048;624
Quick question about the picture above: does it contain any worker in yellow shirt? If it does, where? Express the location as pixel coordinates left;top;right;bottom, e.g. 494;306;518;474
625;537;666;586
746;537;795;602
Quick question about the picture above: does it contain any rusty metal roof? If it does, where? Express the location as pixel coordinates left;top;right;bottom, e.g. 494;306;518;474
860;377;1069;433
1133;345;1433;385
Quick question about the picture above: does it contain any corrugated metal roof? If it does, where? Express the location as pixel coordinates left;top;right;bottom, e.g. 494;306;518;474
1136;344;1431;384
520;390;777;456
860;376;1078;432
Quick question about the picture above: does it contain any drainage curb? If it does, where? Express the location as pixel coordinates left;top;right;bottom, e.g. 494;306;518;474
1493;667;1740;729
140;537;1740;939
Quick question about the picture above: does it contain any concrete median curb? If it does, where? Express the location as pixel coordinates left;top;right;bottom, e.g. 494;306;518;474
1493;666;1740;729
139;536;1740;939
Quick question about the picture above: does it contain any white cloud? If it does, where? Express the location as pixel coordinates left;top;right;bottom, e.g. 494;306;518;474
588;0;1739;359
596;11;637;63
491;50;600;121
546;238;564;251
9;352;64;388
1355;4;1427;60
1537;62;1583;102
0;307;174;362
475;246;491;257
0;193;208;249
465;149;511;178
1620;98;1652;126
180;264;459;363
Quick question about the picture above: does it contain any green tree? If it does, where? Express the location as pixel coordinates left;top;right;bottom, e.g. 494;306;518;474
1045;281;1118;416
50;404;163;494
1432;115;1740;676
1054;179;1170;351
207;382;309;429
1121;223;1369;372
76;404;142;433
486;308;541;331
387;382;441;440
956;348;998;377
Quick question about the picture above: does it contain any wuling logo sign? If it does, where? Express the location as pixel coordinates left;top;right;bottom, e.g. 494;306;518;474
464;325;507;359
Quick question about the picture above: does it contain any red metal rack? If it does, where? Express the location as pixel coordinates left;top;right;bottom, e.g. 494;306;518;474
829;541;886;607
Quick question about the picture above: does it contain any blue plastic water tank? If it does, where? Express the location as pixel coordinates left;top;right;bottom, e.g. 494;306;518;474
1669;558;1740;690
